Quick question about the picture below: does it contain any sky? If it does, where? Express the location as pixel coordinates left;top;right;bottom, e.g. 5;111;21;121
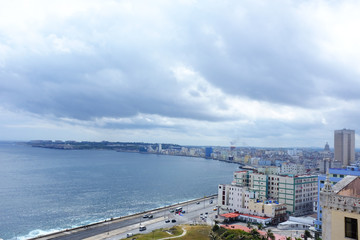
1;0;360;147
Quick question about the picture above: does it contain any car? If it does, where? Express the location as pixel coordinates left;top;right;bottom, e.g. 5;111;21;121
181;210;186;213
205;212;208;215
169;209;175;212
126;233;133;237
196;202;200;204
200;213;203;215
143;214;149;218
210;200;213;204
171;219;177;223
165;219;170;223
213;208;217;211
148;214;153;218
139;226;146;231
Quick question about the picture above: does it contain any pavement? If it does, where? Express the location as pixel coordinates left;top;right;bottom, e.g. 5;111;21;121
104;197;219;240
29;196;219;240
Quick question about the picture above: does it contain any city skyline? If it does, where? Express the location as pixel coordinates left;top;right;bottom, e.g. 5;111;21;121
1;1;360;147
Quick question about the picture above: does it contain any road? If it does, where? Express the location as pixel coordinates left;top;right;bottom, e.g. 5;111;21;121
30;196;219;240
105;197;219;240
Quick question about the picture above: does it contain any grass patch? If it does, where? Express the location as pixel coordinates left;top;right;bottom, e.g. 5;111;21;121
176;225;211;240
124;226;183;240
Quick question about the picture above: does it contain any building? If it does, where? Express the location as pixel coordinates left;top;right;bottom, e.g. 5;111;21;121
218;184;287;225
230;170;317;216
205;147;213;158
320;175;360;240
280;162;306;175
315;166;360;232
218;184;258;212
334;129;355;167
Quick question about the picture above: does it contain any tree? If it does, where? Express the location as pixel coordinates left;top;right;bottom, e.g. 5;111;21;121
258;223;264;230
212;224;220;232
209;231;219;240
304;230;313;240
247;222;252;229
265;229;275;240
250;228;261;238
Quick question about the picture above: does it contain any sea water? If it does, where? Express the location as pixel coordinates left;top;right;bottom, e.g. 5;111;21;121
0;142;237;240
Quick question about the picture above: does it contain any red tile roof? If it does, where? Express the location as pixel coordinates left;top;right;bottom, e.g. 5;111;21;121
239;213;271;220
220;213;241;218
221;224;294;240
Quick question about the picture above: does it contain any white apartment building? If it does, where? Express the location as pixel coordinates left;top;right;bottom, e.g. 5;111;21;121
229;170;317;216
218;184;258;212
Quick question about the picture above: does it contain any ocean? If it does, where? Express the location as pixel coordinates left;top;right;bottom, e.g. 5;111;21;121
0;142;237;240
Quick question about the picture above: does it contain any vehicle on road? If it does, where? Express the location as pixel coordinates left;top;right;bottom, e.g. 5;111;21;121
175;207;183;213
126;233;133;237
139;226;146;231
205;212;208;215
196;202;200;204
169;209;175;212
213;208;217;211
210;200;213;204
165;219;170;223
171;219;176;223
143;214;152;218
181;210;186;213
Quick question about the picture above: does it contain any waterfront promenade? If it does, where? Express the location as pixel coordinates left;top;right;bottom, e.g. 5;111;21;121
29;195;218;240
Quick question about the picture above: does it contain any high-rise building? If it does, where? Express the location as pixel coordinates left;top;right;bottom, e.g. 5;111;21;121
334;129;355;167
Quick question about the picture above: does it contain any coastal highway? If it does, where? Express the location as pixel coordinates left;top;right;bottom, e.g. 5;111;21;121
29;195;219;240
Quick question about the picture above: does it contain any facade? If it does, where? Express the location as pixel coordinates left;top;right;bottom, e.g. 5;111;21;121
231;170;317;216
315;166;360;232
320;175;360;240
280;162;306;175
334;129;355;167
218;184;286;224
205;147;213;158
218;184;258;212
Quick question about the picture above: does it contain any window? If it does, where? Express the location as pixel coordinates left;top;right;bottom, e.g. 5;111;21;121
345;217;358;239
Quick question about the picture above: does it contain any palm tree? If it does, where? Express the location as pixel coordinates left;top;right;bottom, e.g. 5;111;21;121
265;229;275;240
209;231;219;240
250;228;261;238
304;230;313;240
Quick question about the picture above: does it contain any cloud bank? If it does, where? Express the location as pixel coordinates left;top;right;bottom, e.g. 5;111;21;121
1;0;360;147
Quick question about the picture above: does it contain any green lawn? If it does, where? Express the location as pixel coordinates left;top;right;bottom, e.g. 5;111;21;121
123;226;183;240
122;224;211;240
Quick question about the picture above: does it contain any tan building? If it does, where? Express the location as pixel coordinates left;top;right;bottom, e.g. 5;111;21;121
334;129;355;167
248;199;287;224
320;175;360;240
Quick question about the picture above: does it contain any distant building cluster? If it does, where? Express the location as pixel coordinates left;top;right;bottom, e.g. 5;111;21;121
216;128;360;240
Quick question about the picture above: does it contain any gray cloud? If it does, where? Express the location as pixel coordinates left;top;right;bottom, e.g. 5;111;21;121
1;0;360;146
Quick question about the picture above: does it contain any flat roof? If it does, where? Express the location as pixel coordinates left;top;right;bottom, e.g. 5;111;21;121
220;213;241;218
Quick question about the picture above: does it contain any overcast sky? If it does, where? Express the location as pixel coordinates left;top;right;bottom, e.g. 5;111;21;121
1;0;360;147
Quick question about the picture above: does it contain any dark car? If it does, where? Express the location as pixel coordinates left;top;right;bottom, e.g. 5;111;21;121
165;219;170;223
171;219;176;223
196;202;200;204
139;226;146;231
